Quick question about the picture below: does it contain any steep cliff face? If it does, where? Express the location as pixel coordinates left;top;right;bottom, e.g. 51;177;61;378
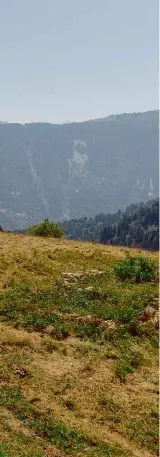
0;110;158;230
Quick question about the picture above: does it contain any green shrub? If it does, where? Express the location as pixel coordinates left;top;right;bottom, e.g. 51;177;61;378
130;351;143;369
116;360;133;382
114;252;158;283
27;218;64;238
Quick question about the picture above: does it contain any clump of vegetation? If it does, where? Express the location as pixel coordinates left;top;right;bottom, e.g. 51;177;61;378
116;360;133;383
27;218;64;238
114;251;158;283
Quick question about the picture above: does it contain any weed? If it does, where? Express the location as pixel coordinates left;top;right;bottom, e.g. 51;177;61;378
130;350;143;368
115;348;143;382
116;360;133;382
74;323;102;341
114;252;158;283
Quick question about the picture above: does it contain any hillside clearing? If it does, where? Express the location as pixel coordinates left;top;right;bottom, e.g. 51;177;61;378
0;233;159;457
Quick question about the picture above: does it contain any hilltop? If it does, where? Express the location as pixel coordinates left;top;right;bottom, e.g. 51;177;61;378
0;110;158;230
0;233;159;457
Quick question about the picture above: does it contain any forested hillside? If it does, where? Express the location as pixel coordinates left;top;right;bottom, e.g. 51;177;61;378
100;199;159;250
60;199;159;250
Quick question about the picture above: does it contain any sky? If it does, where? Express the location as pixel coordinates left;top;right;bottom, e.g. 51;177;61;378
0;0;159;123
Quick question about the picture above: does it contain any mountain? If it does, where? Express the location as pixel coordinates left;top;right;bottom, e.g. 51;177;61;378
0;110;158;230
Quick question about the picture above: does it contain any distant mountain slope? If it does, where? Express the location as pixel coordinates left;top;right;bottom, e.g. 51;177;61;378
0;110;158;230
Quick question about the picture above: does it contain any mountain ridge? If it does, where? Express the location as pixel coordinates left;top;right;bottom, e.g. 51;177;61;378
0;110;158;230
1;108;159;126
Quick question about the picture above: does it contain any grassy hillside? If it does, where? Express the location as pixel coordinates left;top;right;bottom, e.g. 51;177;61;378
0;233;159;457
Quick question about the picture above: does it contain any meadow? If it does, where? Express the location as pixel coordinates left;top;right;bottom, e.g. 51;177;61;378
0;233;159;457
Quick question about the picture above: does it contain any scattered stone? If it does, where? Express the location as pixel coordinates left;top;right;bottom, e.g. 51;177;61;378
140;305;156;322
151;310;159;329
62;270;105;283
62;272;83;281
63;281;74;289
73;272;84;279
153;297;159;305
85;286;94;292
13;366;29;378
44;325;55;336
87;269;105;276
103;320;117;331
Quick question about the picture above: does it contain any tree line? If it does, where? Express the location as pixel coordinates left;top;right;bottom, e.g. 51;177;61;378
0;198;159;250
100;199;159;250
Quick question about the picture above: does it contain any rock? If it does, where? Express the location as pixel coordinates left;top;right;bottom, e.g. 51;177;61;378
44;325;55;336
151;310;159;328
140;305;156;322
63;281;74;289
73;272;84;279
153;297;159;306
87;269;105;276
104;320;117;331
62;272;73;277
62;272;75;280
13;366;29;378
85;286;94;291
62;271;84;282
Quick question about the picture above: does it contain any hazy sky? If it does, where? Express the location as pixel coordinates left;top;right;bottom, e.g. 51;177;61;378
0;0;159;123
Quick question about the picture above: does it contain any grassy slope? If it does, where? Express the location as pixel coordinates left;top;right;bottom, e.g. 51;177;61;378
0;233;159;457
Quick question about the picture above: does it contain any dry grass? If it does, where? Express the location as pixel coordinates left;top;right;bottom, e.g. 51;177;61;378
0;232;159;457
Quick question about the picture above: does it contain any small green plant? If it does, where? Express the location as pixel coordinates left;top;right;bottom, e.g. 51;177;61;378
114;252;158;283
116;360;133;382
27;218;64;238
130;350;143;369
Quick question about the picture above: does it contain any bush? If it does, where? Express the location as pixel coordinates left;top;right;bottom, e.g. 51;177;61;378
27;218;64;238
116;360;133;382
114;251;158;283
